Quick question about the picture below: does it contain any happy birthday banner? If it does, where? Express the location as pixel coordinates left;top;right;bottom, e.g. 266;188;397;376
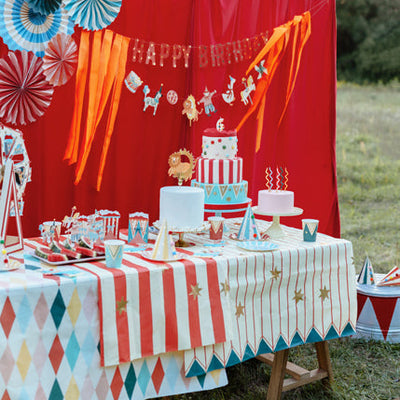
130;32;269;68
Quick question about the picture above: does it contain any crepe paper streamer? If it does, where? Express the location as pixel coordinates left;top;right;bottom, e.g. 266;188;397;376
43;33;78;87
0;50;54;125
0;0;74;58
27;0;62;15
74;30;107;181
64;30;90;164
96;35;130;190
236;12;311;153
74;31;122;185
357;256;376;285
63;0;122;31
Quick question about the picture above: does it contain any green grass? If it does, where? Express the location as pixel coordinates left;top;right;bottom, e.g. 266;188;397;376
176;83;400;400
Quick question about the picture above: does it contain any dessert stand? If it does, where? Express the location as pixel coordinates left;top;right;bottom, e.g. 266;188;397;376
253;206;303;239
153;220;210;247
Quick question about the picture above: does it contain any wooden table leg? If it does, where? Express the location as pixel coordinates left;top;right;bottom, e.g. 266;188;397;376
266;348;289;400
259;341;334;399
315;341;334;386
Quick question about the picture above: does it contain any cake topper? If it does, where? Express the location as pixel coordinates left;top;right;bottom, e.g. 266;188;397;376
168;149;195;186
216;117;225;132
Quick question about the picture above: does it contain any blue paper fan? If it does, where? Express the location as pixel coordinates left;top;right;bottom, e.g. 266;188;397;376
26;0;62;16
63;0;122;31
0;0;74;57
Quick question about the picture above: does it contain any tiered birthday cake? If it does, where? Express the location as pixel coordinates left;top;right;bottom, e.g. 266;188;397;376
191;119;250;216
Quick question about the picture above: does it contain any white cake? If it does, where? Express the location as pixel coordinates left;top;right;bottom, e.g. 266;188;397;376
159;186;204;230
258;190;294;214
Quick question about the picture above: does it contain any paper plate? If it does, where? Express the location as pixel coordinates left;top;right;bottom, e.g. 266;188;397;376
0;259;22;272
141;251;187;263
236;241;279;252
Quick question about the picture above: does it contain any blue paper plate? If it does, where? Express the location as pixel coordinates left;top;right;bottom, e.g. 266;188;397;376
236;241;279;252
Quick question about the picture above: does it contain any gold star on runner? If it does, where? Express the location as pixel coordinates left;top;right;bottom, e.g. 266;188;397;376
190;283;202;300
319;286;330;301
270;267;281;280
116;296;128;315
235;302;245;318
293;289;304;304
220;279;230;295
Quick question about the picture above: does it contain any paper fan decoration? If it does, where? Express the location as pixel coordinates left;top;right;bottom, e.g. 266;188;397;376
357;256;375;285
43;33;78;86
0;0;74;57
63;0;122;31
0;50;54;125
26;0;62;15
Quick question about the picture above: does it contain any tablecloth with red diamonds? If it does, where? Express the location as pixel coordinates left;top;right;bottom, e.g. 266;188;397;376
0;254;227;399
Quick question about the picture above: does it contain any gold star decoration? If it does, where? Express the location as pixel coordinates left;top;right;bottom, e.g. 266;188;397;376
319;286;330;301
116;296;128;315
235;302;245;318
270;267;281;281
190;283;202;300
293;289;304;304
220;279;230;295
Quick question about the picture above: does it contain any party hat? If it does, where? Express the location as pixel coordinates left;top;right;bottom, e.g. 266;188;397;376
237;205;260;241
357;256;375;285
151;219;177;260
376;266;400;286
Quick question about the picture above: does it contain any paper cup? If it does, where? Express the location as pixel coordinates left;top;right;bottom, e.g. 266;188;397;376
105;239;125;268
208;216;225;241
302;219;319;242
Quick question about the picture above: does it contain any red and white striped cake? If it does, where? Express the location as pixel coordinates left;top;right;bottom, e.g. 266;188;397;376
196;157;243;184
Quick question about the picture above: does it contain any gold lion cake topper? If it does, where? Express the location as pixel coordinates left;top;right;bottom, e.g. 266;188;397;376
168;149;195;186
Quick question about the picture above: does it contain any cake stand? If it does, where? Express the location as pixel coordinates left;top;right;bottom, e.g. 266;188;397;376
153;220;210;247
252;206;303;239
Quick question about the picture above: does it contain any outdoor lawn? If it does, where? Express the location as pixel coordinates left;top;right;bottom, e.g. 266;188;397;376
177;83;400;399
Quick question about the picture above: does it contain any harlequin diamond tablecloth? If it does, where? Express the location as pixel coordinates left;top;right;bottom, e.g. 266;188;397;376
0;252;227;399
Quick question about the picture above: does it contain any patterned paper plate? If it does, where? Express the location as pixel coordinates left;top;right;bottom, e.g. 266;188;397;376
0;259;22;272
236;241;279;252
141;251;187;263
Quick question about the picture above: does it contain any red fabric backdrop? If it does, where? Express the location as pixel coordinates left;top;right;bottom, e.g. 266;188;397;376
0;0;340;238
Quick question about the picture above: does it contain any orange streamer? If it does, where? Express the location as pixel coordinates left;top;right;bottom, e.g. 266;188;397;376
236;11;311;153
64;30;90;164
96;35;130;191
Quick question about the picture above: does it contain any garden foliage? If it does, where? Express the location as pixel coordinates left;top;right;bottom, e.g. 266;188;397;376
337;0;400;82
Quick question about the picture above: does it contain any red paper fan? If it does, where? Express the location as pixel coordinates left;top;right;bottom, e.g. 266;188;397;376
43;33;78;87
0;50;54;125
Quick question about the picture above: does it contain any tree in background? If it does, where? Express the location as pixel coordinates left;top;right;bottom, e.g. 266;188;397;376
337;0;400;82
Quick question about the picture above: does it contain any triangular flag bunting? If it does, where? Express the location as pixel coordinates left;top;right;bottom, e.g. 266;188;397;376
0;160;23;254
205;184;214;197
357;256;375;285
232;184;241;198
219;185;228;198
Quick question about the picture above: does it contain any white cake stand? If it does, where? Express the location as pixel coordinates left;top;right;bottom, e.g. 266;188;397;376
252;206;303;239
153;220;210;247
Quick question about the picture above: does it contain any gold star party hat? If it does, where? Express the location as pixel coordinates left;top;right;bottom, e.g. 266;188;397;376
151;219;177;261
